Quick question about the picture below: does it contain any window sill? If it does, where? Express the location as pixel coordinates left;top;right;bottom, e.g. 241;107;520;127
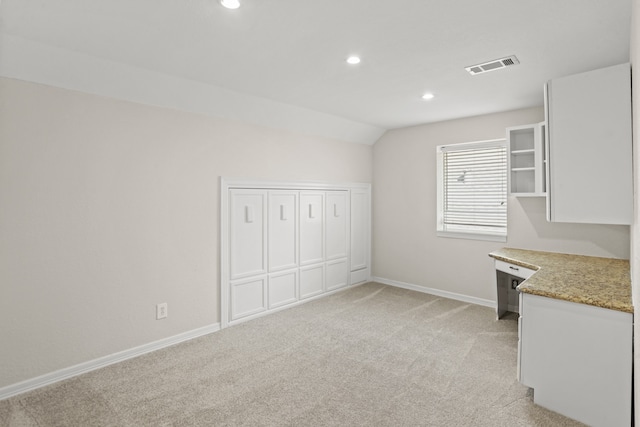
437;230;507;243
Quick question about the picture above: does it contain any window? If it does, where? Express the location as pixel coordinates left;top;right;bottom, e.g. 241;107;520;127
436;139;507;242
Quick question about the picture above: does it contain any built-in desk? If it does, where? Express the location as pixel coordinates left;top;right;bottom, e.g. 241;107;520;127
489;248;632;427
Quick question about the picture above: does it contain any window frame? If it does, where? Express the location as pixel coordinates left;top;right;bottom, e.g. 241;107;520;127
436;139;507;242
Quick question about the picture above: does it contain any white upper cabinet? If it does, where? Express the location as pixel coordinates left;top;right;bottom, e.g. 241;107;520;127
507;123;546;197
545;63;632;225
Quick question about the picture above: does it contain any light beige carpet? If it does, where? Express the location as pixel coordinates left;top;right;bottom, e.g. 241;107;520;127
0;282;584;426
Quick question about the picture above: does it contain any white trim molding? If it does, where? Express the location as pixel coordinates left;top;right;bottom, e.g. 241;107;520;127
372;276;496;308
0;323;220;401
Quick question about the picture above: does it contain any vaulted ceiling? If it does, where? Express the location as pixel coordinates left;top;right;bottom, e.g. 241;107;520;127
0;0;632;144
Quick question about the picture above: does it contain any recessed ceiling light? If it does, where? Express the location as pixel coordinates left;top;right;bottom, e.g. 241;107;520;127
422;93;435;100
346;56;361;65
220;0;240;9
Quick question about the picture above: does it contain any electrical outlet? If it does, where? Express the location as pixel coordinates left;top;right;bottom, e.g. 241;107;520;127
156;303;168;320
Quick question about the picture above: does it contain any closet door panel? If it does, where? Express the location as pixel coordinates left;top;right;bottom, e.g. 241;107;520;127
268;270;298;309
229;190;266;280
299;264;324;299
231;276;267;320
350;189;370;272
326;259;348;291
325;191;348;261
299;192;324;266
268;191;298;272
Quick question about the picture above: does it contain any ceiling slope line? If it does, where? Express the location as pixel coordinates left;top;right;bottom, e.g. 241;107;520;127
0;34;385;145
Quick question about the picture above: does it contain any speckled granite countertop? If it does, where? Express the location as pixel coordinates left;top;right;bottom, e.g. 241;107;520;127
489;248;632;313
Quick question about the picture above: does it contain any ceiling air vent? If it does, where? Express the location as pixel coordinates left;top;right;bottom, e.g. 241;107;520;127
465;55;520;75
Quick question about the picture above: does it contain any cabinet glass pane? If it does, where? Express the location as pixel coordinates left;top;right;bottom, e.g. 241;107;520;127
511;152;535;169
511;170;535;193
510;129;535;151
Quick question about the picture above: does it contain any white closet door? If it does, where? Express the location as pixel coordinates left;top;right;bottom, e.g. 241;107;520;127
299;192;324;266
229;190;267;280
325;191;348;261
350;189;369;271
268;191;298;272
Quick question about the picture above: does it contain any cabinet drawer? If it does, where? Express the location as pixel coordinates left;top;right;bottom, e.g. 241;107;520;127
495;260;536;279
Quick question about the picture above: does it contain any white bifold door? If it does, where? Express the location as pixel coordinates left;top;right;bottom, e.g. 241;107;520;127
228;189;351;323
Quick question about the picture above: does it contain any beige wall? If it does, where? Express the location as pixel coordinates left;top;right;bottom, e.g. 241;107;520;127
3;42;637;395
630;0;639;423
0;77;373;388
372;107;630;302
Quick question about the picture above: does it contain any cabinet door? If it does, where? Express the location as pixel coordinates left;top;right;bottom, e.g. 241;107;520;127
229;190;267;280
299;192;324;266
546;63;632;224
507;123;546;196
268;191;298;272
520;293;632;427
325;191;348;261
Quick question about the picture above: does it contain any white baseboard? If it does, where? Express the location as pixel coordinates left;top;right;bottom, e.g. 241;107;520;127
372;276;496;308
0;323;220;401
1;280;490;400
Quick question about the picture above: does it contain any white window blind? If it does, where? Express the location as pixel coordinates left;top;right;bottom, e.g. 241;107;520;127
437;140;507;241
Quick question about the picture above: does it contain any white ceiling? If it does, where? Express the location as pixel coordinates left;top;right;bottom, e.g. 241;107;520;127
0;0;632;144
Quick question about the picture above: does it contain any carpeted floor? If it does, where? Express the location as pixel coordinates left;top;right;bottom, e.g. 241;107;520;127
0;282;585;426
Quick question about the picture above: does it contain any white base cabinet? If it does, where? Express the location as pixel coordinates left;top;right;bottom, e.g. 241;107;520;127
518;293;632;427
222;180;371;327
